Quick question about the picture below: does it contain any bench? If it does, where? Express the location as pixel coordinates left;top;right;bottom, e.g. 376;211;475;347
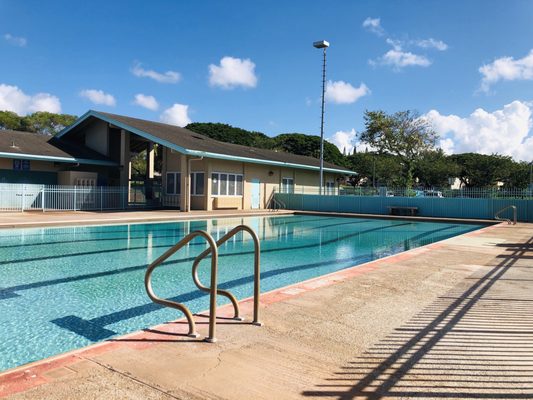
214;197;241;209
387;206;419;216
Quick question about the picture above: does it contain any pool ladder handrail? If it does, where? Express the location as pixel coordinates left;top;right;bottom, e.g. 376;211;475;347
267;194;286;212
145;225;262;343
494;205;517;225
192;224;262;326
145;230;219;342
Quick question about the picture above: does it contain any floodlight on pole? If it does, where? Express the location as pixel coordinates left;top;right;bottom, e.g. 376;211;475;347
313;40;329;195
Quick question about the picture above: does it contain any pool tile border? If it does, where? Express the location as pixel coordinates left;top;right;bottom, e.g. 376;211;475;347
0;221;502;398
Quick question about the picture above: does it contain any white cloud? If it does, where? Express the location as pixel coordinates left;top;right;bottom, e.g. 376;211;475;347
424;100;533;161
327;129;357;154
132;63;181;84
133;94;159;111
208;56;257;89
3;33;27;47
479;49;533;92
363;18;446;70
325;81;370;104
79;89;116;106
0;84;61;114
160;103;191;127
362;17;384;36
372;49;432;69
414;38;448;51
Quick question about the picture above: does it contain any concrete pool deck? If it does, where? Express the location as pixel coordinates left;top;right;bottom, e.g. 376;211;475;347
0;209;294;229
0;221;532;399
0;209;496;229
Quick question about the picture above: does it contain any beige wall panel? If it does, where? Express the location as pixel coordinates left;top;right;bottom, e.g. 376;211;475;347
57;171;98;186
31;160;60;172
0;159;58;172
85;119;109;156
190;196;205;210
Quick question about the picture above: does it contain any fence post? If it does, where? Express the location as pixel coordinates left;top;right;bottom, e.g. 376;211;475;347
42;186;45;212
100;186;103;211
21;185;25;212
73;186;77;211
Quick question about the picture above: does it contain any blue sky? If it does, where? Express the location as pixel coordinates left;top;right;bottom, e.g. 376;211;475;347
1;0;532;161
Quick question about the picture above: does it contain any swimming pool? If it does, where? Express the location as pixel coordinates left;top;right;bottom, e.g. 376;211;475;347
0;214;485;371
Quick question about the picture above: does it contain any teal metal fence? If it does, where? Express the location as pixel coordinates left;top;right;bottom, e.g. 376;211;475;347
274;189;533;222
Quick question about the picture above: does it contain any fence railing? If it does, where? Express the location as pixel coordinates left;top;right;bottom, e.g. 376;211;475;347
0;184;129;212
274;186;533;222
286;186;533;199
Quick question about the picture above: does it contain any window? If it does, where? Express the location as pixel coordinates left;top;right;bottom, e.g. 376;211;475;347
166;172;181;195
211;172;244;196
236;175;243;195
281;177;294;193
220;173;227;195
191;172;204;196
325;181;335;195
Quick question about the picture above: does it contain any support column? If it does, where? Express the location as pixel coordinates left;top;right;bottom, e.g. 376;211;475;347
206;160;213;211
119;130;131;191
146;142;155;179
180;154;188;212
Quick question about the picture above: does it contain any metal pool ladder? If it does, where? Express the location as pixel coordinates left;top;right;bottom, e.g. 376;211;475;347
144;225;262;343
495;205;517;225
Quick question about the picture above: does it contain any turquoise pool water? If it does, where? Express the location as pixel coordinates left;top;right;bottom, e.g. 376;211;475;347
0;215;485;371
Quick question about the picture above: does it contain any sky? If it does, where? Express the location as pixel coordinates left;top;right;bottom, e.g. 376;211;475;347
0;0;532;162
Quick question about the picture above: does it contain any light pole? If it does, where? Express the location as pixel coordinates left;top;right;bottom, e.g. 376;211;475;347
313;40;329;195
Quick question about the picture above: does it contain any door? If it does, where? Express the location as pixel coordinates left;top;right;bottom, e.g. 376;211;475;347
251;179;260;209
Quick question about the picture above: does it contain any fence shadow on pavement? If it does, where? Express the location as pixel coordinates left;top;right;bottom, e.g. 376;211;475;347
302;236;533;399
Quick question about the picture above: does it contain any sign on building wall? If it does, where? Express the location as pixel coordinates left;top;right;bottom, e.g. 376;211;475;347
13;159;30;171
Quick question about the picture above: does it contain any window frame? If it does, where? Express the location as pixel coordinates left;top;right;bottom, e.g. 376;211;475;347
211;172;244;197
281;177;294;194
191;171;205;196
325;181;335;195
166;171;181;195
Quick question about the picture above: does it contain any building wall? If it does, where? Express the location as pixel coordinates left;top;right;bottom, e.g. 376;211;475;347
57;171;98;186
84;119;109;156
161;150;341;211
0;158;60;184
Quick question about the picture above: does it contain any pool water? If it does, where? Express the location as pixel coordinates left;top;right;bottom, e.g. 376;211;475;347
0;215;485;371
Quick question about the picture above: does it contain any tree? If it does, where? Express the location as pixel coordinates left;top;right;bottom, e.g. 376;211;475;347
503;161;531;189
0;111;24;131
186;122;273;148
346;152;404;187
450;153;514;187
360;110;438;186
413;150;460;187
186;122;346;166
0;111;77;135
22;112;77;135
273;133;346;166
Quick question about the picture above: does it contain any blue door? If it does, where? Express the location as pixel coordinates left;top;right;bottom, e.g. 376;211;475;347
251;179;260;209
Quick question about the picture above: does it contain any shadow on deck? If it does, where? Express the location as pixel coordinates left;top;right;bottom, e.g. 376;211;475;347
303;236;533;399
